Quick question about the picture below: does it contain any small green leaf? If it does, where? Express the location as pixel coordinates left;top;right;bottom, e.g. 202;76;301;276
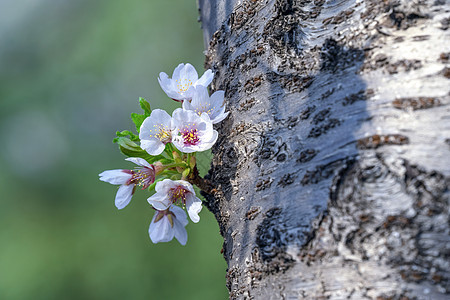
147;155;167;164
116;137;151;160
182;168;190;179
114;130;139;142
139;98;152;116
131;113;146;133
130;98;152;133
159;158;174;165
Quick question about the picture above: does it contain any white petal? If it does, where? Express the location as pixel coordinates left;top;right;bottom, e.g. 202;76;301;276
171;63;186;81
158;73;181;100
183;86;196;100
147;193;171;210
154;179;177;193
139;109;172;155
185;194;202;223
210;90;225;106
149;215;174;243
180;63;199;82
196;69;214;87
170;205;189;226
173;218;188;245
211;108;229;124
182;98;194;112
140;139;165;156
190;85;210;110
115;184;134;209
125;157;152;168
140;109;172;130
99;170;132;185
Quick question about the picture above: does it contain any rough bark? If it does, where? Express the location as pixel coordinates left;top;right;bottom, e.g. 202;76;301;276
198;0;450;299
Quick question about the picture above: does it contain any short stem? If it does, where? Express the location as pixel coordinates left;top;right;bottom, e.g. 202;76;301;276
188;166;215;195
163;162;187;169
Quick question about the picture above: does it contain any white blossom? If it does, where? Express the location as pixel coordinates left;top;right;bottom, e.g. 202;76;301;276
149;205;188;245
147;179;202;223
139;109;172;156
183;85;228;124
171;108;218;153
158;63;213;102
99;158;155;209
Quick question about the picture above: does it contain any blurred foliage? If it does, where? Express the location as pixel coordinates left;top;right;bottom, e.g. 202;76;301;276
0;0;227;299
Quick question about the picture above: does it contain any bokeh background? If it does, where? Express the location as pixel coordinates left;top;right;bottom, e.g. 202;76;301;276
0;0;227;299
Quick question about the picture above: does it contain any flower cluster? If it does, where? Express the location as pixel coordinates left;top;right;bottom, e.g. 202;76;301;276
99;63;227;245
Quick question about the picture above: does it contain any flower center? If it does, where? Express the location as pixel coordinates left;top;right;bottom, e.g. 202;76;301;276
154;209;175;227
175;78;193;93
168;186;188;204
129;167;154;189
194;103;215;117
180;125;200;146
149;124;171;143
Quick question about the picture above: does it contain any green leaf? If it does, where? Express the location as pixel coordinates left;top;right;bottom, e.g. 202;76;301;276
131;113;146;133
159;158;174;165
147;154;167;164
139;97;151;116
113;130;139;143
116;137;151;160
130;98;152;133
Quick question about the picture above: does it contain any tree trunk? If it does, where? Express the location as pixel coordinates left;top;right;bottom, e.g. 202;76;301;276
198;0;450;299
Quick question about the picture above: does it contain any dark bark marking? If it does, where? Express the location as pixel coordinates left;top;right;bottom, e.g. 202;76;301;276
311;108;331;125
255;178;273;192
343;90;366;106
255;208;296;269
440;67;450;79
439;52;450;63
244;75;263;94
267;72;314;93
255;135;288;165
307;118;341;138
228;0;259;31
246;206;261;220
238;97;256;112
301;158;352;186
277;172;297;187
412;35;430;41
322;8;355;25
309;155;450;293
440;17;450;30
320;39;365;73
385;6;429;30
357;134;409;149
386;59;422;74
297;148;318;163
299;105;316;120
392;97;442;111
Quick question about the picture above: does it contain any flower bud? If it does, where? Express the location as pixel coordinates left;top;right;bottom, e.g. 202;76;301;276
154;162;164;175
189;156;196;169
182;168;191;179
172;151;182;163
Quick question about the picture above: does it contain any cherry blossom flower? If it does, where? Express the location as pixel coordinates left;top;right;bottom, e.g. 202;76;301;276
158;63;214;102
149;205;188;245
182;85;229;124
147;179;202;223
139;109;172;155
99;158;156;209
171;108;218;153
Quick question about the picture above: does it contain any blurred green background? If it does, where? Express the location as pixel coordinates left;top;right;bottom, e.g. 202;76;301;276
0;0;227;299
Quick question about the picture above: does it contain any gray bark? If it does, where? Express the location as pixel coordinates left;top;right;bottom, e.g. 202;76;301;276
198;0;450;299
